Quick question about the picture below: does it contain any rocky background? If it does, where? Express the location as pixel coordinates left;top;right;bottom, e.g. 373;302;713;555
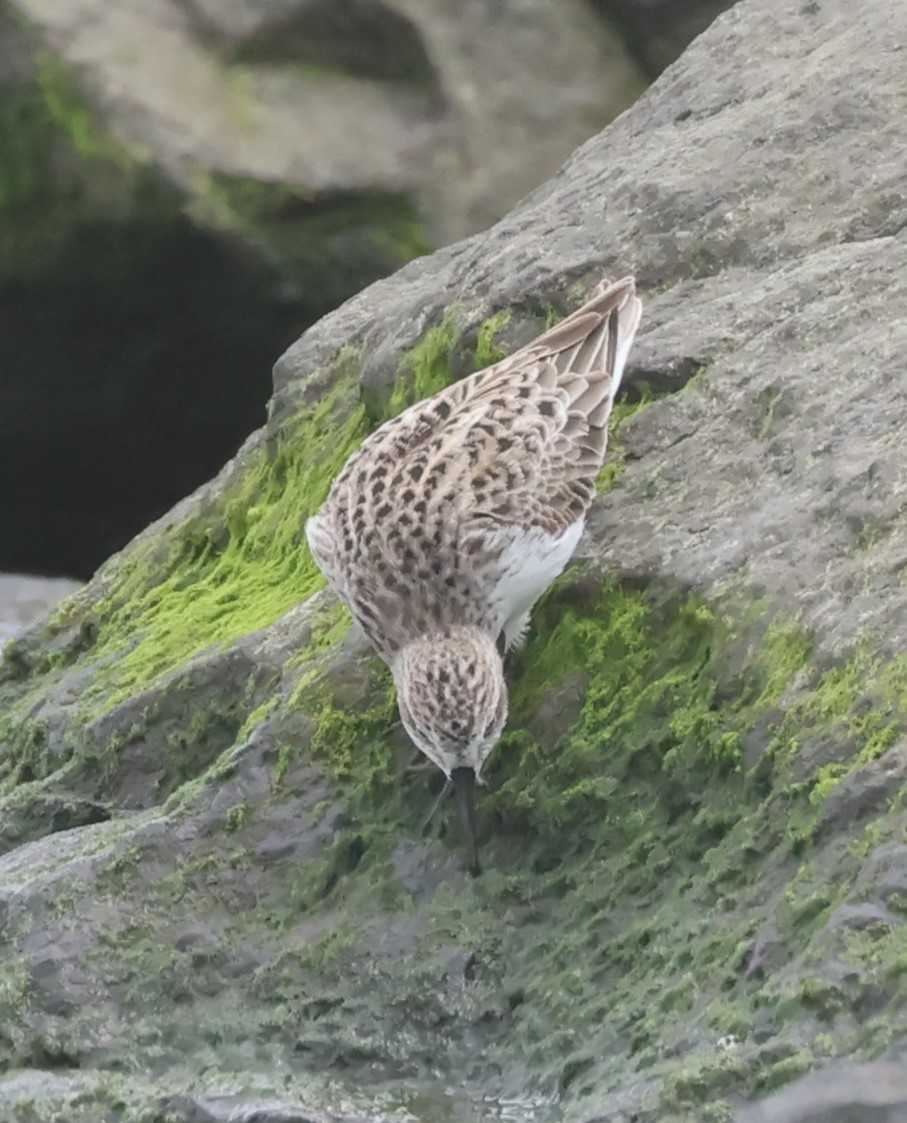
0;0;728;586
4;0;907;1121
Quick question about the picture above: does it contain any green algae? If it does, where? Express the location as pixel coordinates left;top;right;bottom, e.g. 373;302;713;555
384;315;461;417
487;586;749;842
0;957;31;1065
761;640;907;842
473;308;512;367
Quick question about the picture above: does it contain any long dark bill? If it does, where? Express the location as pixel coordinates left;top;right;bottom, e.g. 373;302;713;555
452;766;480;877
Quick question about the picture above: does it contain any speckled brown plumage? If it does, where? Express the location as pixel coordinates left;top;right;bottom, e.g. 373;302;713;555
306;277;642;864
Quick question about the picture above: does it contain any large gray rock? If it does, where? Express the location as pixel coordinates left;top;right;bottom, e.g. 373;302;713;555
738;1061;907;1122
2;1;907;1121
6;0;647;245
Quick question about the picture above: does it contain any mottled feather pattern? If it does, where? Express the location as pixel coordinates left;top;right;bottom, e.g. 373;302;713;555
394;629;508;775
308;277;643;662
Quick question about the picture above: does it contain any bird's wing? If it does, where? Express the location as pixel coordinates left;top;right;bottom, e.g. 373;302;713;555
404;275;644;538
305;508;345;598
306;277;642;640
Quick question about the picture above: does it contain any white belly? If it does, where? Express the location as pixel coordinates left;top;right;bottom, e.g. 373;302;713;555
485;519;585;649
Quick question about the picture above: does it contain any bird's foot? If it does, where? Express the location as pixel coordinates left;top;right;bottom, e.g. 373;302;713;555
405;760;436;776
421;777;454;834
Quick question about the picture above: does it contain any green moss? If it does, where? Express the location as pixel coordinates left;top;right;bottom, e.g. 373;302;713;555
273;742;295;788
758;386;784;440
688;246;723;279
663;1052;748;1108
252;576;906;1107
473;309;512;368
682;363;712;394
225;804;251;833
35;52;121;163
659;974;696;1013
754;1049;815;1094
385;315;460;417
770;641;907;818
239;573;906;1108
308;674;395;777
0;957;31;1064
797;976;849;1021
235;696;280;742
367;305;524;423
700;1103;735;1123
594;460;626;493
788;888;836;932
486;586;749;848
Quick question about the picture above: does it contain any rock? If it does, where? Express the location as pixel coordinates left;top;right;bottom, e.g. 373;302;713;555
7;0;648;246
2;1;907;1121
0;573;81;650
157;1092;373;1122
738;1060;907;1123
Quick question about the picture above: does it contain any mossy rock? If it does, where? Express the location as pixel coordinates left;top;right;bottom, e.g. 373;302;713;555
2;1;907;1120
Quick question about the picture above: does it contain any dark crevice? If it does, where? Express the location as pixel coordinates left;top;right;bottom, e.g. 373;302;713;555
320;833;367;899
586;0;735;78
625;354;710;397
194;0;442;105
1;217;302;579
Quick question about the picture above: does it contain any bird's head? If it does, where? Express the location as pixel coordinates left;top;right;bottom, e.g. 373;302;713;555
392;625;508;872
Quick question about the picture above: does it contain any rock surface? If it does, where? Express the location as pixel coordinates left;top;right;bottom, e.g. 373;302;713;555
738;1060;907;1122
2;1;907;1121
0;574;81;650
6;0;649;246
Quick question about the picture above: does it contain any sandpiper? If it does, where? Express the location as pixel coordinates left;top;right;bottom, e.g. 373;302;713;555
306;278;643;872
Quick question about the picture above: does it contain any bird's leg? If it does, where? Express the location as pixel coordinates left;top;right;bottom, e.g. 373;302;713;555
421;776;454;833
405;751;435;774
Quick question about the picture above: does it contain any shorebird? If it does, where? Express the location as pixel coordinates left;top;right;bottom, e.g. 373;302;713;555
306;277;643;873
